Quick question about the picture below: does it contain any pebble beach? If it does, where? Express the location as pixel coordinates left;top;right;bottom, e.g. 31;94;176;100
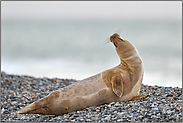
1;72;182;122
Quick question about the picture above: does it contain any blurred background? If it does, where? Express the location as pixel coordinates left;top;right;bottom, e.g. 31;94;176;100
1;1;182;87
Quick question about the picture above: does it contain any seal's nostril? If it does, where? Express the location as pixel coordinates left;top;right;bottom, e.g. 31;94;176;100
119;38;125;42
113;42;117;47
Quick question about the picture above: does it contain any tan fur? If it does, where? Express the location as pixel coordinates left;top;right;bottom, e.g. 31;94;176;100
17;33;146;115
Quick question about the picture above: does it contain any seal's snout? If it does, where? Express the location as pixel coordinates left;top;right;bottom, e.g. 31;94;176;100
110;33;124;42
110;33;119;42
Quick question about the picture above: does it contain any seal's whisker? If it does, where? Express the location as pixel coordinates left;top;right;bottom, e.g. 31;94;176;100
115;28;122;34
103;40;111;45
115;27;126;36
103;37;111;46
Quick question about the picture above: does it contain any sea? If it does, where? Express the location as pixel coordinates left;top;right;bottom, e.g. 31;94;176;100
1;19;182;87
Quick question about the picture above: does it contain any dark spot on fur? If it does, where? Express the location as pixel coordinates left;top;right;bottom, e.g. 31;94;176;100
98;90;106;95
75;89;79;93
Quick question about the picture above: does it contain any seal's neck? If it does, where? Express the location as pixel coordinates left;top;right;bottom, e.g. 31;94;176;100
120;56;143;69
112;38;143;68
117;49;143;69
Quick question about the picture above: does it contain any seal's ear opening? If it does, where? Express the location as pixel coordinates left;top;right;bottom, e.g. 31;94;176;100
110;74;123;97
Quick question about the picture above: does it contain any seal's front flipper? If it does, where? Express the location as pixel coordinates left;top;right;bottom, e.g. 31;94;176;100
110;74;123;97
130;94;150;101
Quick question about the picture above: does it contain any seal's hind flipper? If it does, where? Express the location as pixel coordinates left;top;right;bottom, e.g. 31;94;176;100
110;73;123;97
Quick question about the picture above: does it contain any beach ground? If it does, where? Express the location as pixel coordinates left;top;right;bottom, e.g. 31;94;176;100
1;72;182;122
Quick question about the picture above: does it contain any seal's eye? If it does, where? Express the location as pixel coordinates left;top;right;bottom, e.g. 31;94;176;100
113;36;116;39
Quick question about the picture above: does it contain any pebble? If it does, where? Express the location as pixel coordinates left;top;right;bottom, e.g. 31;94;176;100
1;72;182;122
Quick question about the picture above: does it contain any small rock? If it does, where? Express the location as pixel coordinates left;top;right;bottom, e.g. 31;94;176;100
143;118;149;122
152;108;158;110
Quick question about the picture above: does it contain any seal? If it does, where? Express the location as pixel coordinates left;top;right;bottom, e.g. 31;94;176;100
17;33;148;115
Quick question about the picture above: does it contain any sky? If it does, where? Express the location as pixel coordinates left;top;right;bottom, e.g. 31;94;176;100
1;1;182;21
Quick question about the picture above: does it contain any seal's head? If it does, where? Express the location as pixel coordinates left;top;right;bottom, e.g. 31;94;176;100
110;33;138;62
110;33;124;47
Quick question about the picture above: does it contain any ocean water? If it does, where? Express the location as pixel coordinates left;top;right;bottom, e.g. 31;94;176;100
1;19;182;87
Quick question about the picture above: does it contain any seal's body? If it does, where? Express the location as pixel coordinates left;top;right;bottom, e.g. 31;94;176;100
17;33;147;115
